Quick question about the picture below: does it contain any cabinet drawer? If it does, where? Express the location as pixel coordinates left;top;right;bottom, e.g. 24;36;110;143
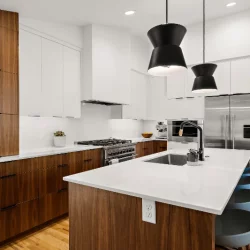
154;141;168;153
142;141;154;156
83;149;102;171
39;189;68;224
57;161;70;191
0;199;39;242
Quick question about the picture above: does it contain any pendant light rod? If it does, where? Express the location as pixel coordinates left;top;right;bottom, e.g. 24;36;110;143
203;0;205;64
166;0;168;23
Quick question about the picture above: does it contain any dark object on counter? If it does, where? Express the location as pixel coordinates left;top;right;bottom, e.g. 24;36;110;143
187;149;199;165
179;121;204;161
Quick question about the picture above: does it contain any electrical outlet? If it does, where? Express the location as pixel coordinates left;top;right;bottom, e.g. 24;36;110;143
142;199;156;224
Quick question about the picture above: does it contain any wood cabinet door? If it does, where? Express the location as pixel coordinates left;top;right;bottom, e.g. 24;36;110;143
143;142;154;156
0;114;19;156
0;27;18;74
57;155;70;192
0;199;39;243
154;141;168;153
65;152;82;176
0;72;18;115
83;149;102;171
0;10;18;31
136;143;144;158
39;155;62;197
57;189;69;217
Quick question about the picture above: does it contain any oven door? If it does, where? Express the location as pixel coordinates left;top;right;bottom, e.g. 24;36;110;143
172;120;198;137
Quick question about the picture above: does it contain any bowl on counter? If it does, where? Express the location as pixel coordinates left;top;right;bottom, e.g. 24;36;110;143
142;133;153;138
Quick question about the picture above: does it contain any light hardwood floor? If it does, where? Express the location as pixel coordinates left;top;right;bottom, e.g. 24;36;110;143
0;218;69;250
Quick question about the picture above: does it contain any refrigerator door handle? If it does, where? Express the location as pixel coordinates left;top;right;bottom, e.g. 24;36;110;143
225;115;228;149
231;114;236;149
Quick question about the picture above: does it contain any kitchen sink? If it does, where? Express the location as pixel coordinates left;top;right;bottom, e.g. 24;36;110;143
145;154;187;166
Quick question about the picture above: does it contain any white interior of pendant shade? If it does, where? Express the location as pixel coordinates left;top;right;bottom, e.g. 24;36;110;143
192;88;217;94
148;65;187;76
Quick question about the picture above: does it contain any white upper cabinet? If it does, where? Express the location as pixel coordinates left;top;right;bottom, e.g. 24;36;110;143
123;71;147;120
146;77;167;121
19;30;42;116
63;47;81;118
231;58;250;94
208;61;231;96
130;35;150;74
41;38;64;117
82;24;130;105
166;71;187;99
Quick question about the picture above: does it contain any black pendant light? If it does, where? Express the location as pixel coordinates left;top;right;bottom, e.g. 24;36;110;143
147;0;187;76
191;0;218;93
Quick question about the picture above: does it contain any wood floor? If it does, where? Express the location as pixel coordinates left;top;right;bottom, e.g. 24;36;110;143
0;218;69;250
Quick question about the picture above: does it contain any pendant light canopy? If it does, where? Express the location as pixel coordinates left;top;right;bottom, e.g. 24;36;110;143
147;0;187;76
191;0;218;93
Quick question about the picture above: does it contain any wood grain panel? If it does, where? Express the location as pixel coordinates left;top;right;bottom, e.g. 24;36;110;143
39;155;62;197
83;149;102;171
136;142;144;158
154;141;168;153
0;27;18;73
69;184;111;250
143;141;154;156
136;200;170;250
64;152;82;175
0;114;19;156
109;192;137;250
0;71;18;114
0;10;18;31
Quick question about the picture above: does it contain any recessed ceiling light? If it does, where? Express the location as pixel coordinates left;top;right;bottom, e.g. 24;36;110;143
125;10;136;16
226;2;236;7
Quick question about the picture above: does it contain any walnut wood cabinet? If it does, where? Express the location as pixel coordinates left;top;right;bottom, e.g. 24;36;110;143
0;148;103;244
136;141;168;158
0;10;19;157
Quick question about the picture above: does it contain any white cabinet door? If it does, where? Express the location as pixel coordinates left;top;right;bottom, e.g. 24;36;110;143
208;61;231;96
19;30;42;116
231;58;250;94
63;47;81;118
166;71;187;99
146;77;167;120
123;71;147;119
41;39;63;117
182;97;205;119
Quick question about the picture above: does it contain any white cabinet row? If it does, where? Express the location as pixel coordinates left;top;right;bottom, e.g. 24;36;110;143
19;30;81;118
121;71;204;120
167;58;250;99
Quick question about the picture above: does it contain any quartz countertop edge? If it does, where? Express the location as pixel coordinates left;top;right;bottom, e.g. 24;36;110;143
64;148;250;215
0;145;103;163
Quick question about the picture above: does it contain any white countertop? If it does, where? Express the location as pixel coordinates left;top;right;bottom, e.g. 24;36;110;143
129;137;168;143
64;148;250;215
0;145;102;163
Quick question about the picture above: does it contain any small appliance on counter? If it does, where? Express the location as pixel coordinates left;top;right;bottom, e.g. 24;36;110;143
186;149;199;166
156;122;168;139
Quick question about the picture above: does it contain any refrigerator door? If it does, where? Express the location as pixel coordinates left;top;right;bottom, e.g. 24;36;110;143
230;94;250;150
205;96;230;148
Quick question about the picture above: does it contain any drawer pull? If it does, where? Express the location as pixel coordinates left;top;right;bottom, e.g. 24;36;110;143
84;159;92;162
160;147;167;149
0;174;16;179
58;188;68;193
1;204;17;211
58;164;69;168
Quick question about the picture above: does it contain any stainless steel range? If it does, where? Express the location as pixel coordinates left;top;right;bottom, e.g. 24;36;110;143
77;139;136;166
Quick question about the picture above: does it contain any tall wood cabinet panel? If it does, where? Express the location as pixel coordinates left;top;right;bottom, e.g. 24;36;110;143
0;114;19;156
19;30;42;116
0;72;18;114
0;27;18;74
0;10;18;31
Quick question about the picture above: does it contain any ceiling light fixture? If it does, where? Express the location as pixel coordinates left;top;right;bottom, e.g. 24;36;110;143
125;10;136;16
226;2;236;7
147;0;187;76
191;0;218;93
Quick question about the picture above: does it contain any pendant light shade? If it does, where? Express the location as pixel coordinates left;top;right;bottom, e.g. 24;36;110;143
191;0;218;93
192;63;218;93
148;24;187;76
147;0;187;76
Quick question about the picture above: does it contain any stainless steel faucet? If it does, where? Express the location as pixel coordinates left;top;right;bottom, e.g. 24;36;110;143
179;121;205;161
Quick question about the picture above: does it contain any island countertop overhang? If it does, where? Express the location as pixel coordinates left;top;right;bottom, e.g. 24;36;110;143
64;148;250;215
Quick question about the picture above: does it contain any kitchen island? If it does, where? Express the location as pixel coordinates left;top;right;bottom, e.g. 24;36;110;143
64;148;250;250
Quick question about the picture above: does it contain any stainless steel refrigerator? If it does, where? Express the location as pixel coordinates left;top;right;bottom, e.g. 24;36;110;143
205;95;250;150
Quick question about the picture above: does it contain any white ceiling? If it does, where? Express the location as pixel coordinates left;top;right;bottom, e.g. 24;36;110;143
1;0;250;37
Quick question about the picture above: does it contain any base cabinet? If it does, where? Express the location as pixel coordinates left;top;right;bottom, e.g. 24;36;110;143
0;148;103;244
136;141;168;158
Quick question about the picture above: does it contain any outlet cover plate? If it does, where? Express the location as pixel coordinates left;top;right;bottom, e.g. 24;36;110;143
142;199;156;224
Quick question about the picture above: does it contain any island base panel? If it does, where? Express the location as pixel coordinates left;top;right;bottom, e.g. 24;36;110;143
69;183;215;250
